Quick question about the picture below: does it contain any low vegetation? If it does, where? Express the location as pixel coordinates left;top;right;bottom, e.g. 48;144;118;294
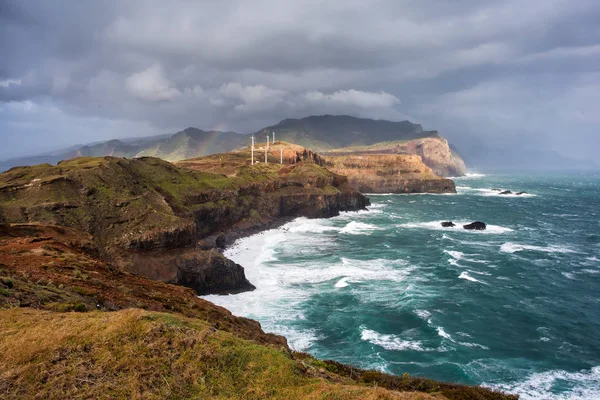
1;308;455;400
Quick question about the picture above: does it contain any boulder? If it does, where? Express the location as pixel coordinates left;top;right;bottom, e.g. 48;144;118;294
441;221;456;227
516;191;527;195
463;221;487;230
499;190;512;195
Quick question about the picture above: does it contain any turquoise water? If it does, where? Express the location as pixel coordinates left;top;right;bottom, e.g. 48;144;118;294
204;173;600;399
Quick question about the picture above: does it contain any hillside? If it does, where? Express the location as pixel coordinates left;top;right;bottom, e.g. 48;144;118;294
0;224;516;400
0;116;467;177
0;155;368;295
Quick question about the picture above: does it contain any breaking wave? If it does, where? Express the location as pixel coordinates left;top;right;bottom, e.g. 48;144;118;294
399;220;513;234
340;221;380;235
361;327;429;352
487;366;600;400
500;242;576;254
459;271;487;284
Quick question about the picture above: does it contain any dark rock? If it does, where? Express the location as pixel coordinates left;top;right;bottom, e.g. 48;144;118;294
491;188;502;191
441;221;455;227
215;233;227;249
516;191;527;195
174;251;255;295
463;221;487;230
499;190;512;195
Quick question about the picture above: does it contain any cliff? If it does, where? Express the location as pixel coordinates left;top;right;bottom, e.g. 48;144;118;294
0;155;368;295
0;223;516;400
324;154;456;194
326;136;467;177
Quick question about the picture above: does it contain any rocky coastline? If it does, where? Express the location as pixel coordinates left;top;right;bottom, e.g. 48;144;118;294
0;155;368;296
0;153;517;400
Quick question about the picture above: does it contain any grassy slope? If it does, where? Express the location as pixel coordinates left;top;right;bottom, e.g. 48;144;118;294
0;308;445;400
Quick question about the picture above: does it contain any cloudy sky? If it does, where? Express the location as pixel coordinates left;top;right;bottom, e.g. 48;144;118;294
1;0;599;162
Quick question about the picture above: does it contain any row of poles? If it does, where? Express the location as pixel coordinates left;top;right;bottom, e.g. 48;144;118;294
251;131;283;165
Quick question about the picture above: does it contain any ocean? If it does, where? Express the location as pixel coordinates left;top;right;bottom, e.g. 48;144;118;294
203;172;600;399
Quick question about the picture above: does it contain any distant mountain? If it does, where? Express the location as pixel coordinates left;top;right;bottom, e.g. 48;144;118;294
0;115;465;176
254;115;438;150
134;128;246;161
0;129;246;172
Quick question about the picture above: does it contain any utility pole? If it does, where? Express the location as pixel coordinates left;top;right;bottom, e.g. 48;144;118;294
280;146;283;164
272;131;275;144
251;135;255;165
265;134;269;164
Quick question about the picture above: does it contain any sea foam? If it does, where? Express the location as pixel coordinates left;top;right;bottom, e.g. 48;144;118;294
444;249;487;264
449;173;487;180
361;327;429;352
335;277;350;288
459;271;487;284
500;242;576;254
340;221;380;235
456;186;536;197
399;221;513;234
487;365;600;400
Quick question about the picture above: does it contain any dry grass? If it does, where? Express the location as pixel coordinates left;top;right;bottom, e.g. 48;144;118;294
0;308;444;400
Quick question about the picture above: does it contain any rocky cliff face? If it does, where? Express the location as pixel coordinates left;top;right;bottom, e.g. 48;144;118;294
0;155;368;295
325;136;467;177
324;154;456;194
415;137;467;177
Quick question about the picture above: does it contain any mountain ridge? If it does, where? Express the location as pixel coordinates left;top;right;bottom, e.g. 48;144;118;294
0;115;466;176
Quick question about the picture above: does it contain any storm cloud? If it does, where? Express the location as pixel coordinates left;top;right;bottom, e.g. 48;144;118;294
1;0;599;163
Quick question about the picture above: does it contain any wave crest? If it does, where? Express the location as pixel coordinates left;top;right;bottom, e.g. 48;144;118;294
360;327;429;352
500;242;576;254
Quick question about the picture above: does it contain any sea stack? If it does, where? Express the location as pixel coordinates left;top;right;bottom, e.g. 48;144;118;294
463;221;487;230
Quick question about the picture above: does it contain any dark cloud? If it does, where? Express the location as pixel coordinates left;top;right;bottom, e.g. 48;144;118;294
0;0;599;164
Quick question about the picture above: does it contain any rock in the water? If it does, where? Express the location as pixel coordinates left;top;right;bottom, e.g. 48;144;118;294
492;188;502;191
441;221;456;227
499;190;512;195
463;221;487;230
516;191;527;195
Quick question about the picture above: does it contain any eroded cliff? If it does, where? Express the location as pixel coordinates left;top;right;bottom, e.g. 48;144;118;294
326;136;467;177
324;153;456;194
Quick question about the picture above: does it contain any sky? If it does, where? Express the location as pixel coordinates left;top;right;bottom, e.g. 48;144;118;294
1;0;599;163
